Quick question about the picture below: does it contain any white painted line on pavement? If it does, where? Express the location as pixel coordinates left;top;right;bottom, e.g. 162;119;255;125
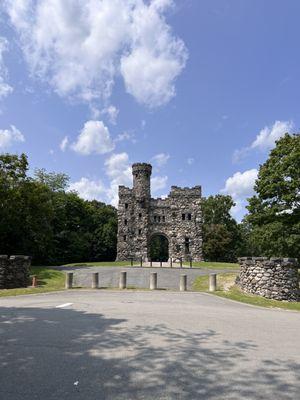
55;303;73;308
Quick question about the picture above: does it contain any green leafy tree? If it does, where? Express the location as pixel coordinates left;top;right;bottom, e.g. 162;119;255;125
246;133;300;257
202;195;242;261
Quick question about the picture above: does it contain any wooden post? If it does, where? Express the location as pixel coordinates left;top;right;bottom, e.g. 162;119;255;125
140;256;143;267
31;275;37;288
170;258;173;268
160;259;162;267
180;257;183;268
190;258;192;268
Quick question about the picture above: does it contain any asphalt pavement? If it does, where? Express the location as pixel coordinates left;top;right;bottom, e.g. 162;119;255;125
1;290;299;399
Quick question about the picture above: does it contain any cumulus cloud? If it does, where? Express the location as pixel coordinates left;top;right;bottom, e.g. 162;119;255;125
101;105;119;125
152;152;170;167
59;136;69;152
4;0;187;107
71;120;114;155
69;177;106;201
70;151;168;206
0;37;13;100
221;168;258;220
250;120;294;151
0;125;24;148
233;120;294;162
104;152;132;206
151;175;168;193
187;157;194;165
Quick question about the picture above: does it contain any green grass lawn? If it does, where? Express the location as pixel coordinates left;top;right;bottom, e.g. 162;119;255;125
188;261;239;270
193;273;300;311
63;261;139;267
0;266;65;297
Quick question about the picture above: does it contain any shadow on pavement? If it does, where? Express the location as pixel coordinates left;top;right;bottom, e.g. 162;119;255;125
0;306;299;399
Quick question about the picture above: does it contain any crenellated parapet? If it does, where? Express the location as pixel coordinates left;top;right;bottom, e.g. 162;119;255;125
170;186;202;197
237;257;299;302
0;255;31;289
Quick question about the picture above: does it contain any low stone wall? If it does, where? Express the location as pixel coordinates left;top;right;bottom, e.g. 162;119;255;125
0;255;31;289
237;257;299;302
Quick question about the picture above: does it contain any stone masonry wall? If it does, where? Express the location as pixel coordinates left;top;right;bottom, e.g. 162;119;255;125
237;257;299;302
0;255;31;289
117;163;203;262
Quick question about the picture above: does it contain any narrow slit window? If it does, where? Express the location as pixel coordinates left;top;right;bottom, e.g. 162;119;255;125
125;203;128;209
188;213;192;220
182;213;186;220
124;219;127;225
154;216;157;222
162;216;165;222
139;213;142;219
185;237;190;253
123;235;127;241
158;216;161;222
138;229;142;235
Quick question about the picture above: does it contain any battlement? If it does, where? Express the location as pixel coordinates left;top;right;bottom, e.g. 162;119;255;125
132;163;152;175
119;186;133;197
170;185;202;197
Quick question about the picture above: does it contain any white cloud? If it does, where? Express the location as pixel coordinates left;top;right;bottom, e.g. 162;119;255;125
152;153;170;167
187;157;194;165
233;120;294;162
59;136;69;152
0;37;13;100
151;175;168;192
221;168;258;221
4;0;187;107
115;131;135;143
0;125;24;148
71;120;114;155
105;152;132;206
250;120;294;151
101;105;119;125
69;177;106;201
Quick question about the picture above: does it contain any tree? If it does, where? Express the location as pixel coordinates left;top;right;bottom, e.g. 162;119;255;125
246;133;300;258
202;195;242;262
34;168;69;192
0;153;118;264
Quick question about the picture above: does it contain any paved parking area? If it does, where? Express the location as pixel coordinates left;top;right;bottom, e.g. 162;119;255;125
1;290;299;399
57;266;238;290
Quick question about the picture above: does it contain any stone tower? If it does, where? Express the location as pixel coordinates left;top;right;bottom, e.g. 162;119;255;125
117;162;203;262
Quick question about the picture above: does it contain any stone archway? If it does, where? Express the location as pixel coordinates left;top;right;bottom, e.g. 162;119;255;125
149;233;169;262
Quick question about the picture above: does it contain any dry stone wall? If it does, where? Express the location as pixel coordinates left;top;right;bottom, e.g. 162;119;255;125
117;163;203;262
237;257;299;302
0;255;31;289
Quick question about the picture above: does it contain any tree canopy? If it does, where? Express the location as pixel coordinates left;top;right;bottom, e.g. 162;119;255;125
245;133;300;258
0;153;117;264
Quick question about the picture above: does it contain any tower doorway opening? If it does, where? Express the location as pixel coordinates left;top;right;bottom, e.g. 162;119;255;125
149;234;169;262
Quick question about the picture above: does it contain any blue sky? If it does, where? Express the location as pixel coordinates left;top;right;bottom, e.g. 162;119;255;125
0;0;299;220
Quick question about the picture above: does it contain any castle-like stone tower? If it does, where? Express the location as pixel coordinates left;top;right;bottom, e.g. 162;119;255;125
117;163;203;262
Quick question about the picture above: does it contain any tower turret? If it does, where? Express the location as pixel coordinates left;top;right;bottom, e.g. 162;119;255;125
132;163;152;200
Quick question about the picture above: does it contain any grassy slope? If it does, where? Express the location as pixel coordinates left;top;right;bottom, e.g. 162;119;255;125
188;261;239;269
0;266;65;297
63;261;139;267
193;273;300;311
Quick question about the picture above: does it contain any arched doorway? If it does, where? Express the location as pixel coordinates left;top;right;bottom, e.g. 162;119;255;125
149;234;169;261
